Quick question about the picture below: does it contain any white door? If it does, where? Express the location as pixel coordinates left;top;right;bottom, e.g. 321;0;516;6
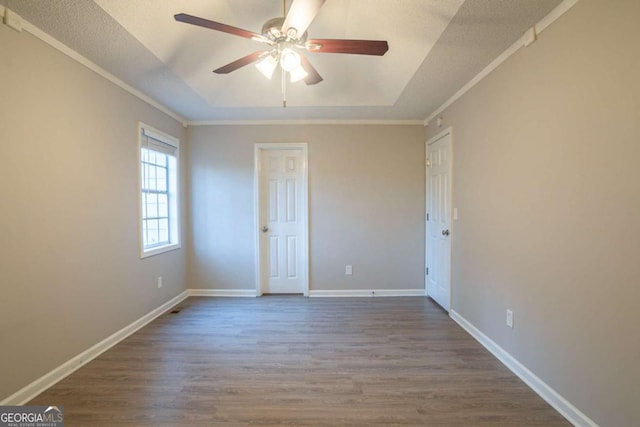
257;145;308;295
426;130;452;311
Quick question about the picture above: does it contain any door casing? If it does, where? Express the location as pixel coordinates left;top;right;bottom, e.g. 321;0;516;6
254;143;309;296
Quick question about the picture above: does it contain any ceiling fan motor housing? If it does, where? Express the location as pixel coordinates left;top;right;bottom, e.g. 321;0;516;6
262;17;308;44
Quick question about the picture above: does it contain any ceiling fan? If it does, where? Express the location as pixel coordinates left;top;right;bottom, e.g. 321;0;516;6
174;0;389;106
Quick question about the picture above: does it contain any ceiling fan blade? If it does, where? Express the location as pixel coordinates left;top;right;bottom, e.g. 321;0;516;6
299;54;323;85
306;39;389;56
175;13;268;42
214;51;270;74
282;0;326;38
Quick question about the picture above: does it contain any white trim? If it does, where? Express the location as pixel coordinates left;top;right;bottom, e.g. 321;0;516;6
450;310;598;427
140;243;181;259
188;289;257;297
254;148;262;296
536;0;580;33
140;124;179;147
0;291;189;406
138;122;181;259
15;16;187;127
254;143;310;297
189;120;424;126
309;289;426;298
424;0;580;126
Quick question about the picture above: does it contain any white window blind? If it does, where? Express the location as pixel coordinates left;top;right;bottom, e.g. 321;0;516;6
141;131;177;156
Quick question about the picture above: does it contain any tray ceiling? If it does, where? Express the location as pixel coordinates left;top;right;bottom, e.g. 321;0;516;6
11;0;564;122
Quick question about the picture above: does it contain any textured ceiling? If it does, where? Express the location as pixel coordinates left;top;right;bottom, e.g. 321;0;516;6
94;0;465;110
11;0;564;122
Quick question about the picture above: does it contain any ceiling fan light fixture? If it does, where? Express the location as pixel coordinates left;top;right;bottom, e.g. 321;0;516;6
280;47;301;72
255;54;278;79
289;65;308;83
174;0;388;100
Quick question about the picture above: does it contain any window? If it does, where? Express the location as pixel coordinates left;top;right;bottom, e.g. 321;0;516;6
138;123;180;257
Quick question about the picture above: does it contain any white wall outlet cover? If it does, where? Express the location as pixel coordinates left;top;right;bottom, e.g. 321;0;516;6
506;309;514;328
453;207;458;220
345;265;353;275
157;276;163;288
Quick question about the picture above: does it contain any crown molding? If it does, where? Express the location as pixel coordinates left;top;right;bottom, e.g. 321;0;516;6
188;119;424;126
15;15;188;127
10;0;580;131
424;0;580;126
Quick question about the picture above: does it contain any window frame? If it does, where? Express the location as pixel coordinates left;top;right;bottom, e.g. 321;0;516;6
138;122;181;258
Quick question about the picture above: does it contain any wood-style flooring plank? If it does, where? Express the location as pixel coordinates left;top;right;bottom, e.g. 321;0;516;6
29;296;569;426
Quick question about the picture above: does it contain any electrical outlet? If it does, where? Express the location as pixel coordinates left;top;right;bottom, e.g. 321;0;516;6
157;276;163;289
345;265;353;275
506;309;514;328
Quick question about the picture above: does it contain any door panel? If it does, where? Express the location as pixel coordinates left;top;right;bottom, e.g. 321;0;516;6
269;180;278;221
426;132;452;311
286;179;297;222
269;236;279;278
259;148;306;294
287;236;297;278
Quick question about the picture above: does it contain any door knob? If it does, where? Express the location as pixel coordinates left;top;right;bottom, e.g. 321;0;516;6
262;226;269;233
442;229;450;236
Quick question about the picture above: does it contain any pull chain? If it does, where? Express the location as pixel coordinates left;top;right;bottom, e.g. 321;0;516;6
282;68;287;108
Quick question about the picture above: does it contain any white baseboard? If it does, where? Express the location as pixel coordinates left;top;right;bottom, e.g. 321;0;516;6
309;289;426;297
188;288;257;297
449;310;597;427
0;291;189;406
189;289;425;298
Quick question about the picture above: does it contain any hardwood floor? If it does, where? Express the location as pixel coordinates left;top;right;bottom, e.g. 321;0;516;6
30;296;569;426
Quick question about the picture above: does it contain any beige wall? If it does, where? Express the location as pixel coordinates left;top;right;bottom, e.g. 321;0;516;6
188;125;425;292
426;1;640;425
0;26;188;399
5;0;638;423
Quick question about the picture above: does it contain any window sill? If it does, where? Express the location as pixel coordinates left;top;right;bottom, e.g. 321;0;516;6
140;243;181;259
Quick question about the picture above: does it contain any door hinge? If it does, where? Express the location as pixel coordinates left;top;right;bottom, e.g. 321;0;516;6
426;158;431;167
426;213;430;221
426;267;429;275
